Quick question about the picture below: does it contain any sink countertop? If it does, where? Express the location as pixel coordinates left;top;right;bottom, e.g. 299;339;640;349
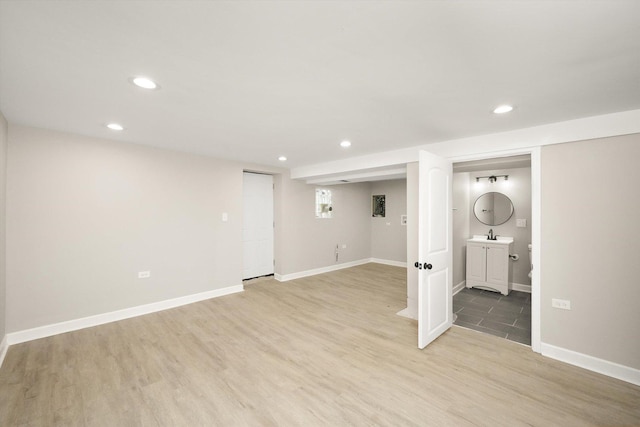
468;235;514;244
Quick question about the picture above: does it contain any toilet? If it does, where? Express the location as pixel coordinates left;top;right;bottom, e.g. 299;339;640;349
528;243;533;279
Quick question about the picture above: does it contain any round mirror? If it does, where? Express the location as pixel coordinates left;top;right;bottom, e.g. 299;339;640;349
473;192;514;226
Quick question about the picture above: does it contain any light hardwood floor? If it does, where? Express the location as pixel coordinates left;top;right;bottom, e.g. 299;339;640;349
1;264;639;426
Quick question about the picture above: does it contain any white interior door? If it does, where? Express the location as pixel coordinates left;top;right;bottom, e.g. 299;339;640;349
242;172;274;280
417;150;453;349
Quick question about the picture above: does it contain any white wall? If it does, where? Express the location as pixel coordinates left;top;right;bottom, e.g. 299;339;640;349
6;125;245;332
468;167;532;286
2;124;398;334
541;134;640;370
0;112;7;341
275;174;372;276
370;179;407;263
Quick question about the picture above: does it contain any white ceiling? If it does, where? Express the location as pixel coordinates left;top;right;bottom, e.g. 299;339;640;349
1;1;639;169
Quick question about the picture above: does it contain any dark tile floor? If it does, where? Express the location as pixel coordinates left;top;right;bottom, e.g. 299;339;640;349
453;287;531;345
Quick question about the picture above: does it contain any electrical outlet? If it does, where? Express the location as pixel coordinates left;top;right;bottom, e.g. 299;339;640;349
551;298;571;310
516;218;527;228
138;271;151;279
341;244;347;249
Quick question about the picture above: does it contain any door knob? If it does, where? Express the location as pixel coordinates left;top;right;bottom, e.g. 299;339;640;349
414;262;432;270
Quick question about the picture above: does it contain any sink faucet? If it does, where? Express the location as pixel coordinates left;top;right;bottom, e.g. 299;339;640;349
488;229;494;240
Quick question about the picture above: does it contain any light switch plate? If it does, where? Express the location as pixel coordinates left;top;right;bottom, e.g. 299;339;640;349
516;218;527;228
222;212;228;222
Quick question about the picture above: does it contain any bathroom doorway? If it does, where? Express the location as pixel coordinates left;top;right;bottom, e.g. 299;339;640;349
451;154;533;346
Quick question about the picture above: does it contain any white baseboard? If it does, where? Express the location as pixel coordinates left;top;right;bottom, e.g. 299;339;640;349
0;335;8;369
541;342;640;387
465;281;531;294
6;284;244;346
275;259;371;282
453;280;466;295
275;258;408;282
512;282;532;293
396;307;417;320
369;258;407;268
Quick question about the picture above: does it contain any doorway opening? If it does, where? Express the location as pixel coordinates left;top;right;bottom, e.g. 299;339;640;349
451;154;532;346
242;172;274;281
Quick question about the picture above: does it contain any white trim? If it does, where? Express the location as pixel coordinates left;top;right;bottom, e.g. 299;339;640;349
453;280;466;295
306;168;407;185
6;285;244;346
396;307;417;320
448;146;538;164
0;335;8;369
292;147;417;180
511;282;532;293
274;259;370;282
369;258;407;268
530;146;541;353
275;258;409;282
541;343;640;387
291;109;640;180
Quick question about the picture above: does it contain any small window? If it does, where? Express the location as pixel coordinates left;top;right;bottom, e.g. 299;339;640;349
315;189;333;219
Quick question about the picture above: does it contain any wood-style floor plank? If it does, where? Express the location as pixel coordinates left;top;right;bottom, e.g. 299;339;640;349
1;264;639;426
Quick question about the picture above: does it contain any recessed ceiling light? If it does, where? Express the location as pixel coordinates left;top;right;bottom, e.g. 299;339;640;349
131;76;159;90
106;123;124;131
340;140;351;148
278;156;287;162
493;105;514;114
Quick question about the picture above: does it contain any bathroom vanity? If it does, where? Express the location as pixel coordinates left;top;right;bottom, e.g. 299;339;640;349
466;236;513;295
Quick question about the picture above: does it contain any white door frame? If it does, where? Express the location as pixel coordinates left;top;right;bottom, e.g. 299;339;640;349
242;172;275;280
448;146;541;353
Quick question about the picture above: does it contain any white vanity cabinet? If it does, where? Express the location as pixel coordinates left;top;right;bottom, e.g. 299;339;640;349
466;238;513;295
